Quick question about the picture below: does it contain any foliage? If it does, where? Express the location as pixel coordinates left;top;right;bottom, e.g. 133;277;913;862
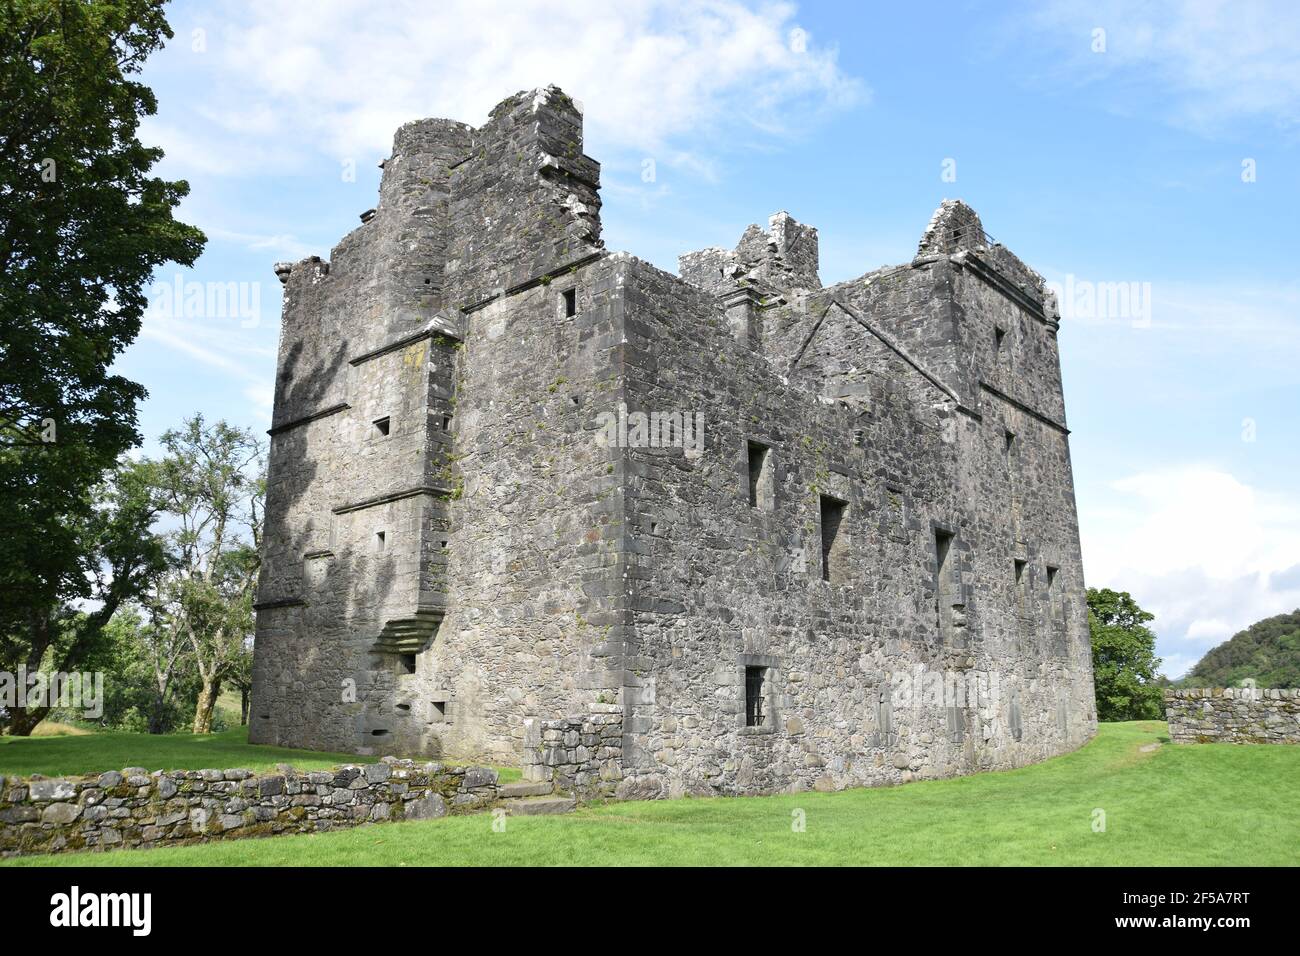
154;415;264;734
1182;609;1300;689
0;458;166;734
0;0;204;728
1088;587;1164;721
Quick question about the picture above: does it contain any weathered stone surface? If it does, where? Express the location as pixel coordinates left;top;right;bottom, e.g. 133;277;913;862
40;803;81;825
401;792;447;821
0;759;502;858
247;84;1096;799
1166;688;1300;744
28;780;75;801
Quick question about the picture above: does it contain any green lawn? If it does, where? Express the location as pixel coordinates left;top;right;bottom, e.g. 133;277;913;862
0;726;372;776
0;726;522;783
5;721;1298;866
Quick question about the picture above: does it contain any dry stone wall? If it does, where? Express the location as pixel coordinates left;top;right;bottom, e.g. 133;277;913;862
0;758;500;858
522;704;624;798
1165;688;1300;744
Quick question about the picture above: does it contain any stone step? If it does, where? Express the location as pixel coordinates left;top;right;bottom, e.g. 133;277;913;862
501;795;575;816
498;780;553;798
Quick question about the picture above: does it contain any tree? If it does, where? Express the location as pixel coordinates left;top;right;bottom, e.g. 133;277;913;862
0;1;204;701
0;458;166;733
227;634;255;726
1184;610;1300;689
131;583;191;734
1088;587;1165;721
154;416;263;734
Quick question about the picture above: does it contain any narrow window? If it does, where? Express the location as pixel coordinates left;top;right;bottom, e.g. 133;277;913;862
994;326;1006;352
747;441;773;509
399;652;415;674
441;414;452;431
375;530;386;551
1014;558;1027;612
562;288;577;317
744;666;767;728
1046;565;1061;622
934;529;956;640
819;495;848;584
373;416;390;436
1004;429;1015;454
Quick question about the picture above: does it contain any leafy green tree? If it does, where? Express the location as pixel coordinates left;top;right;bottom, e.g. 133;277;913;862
0;1;204;698
1088;587;1165;721
0;458;166;733
154;416;263;734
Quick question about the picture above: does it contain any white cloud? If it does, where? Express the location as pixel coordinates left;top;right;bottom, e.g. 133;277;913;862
139;304;276;421
1081;465;1300;675
1025;1;1300;132
205;227;317;262
162;0;862;176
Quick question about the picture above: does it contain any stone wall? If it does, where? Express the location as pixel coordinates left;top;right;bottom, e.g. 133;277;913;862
0;759;500;858
1165;688;1300;744
522;704;623;798
610;240;1094;798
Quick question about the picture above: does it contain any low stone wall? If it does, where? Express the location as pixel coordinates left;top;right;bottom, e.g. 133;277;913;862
1165;688;1300;744
0;758;500;858
522;704;623;797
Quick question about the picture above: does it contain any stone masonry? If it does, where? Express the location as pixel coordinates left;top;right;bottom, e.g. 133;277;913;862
1165;688;1300;744
250;85;1097;798
0;759;499;858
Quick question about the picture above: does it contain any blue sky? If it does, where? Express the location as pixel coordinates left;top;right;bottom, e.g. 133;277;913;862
123;0;1300;677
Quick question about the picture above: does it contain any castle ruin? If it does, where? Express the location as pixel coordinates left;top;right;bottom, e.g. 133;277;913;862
249;86;1097;797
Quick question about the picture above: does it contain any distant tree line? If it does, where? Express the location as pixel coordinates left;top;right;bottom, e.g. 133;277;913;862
1179;610;1300;689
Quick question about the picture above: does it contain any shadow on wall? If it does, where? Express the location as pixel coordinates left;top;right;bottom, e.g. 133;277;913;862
254;330;415;756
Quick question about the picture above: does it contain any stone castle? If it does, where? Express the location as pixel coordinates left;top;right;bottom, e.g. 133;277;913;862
249;85;1097;797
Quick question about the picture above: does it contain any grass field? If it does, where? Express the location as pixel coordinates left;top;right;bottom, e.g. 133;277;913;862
0;725;522;782
4;721;1298;866
0;726;372;776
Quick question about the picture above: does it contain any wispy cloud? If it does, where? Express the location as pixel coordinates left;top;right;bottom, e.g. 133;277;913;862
1022;0;1300;133
156;0;863;177
140;304;276;421
205;227;317;261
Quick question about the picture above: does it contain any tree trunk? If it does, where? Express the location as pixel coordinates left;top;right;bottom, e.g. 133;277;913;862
239;686;250;726
148;688;168;734
4;704;50;737
192;677;220;734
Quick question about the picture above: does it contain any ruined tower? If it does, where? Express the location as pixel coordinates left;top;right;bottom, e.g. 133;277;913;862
250;86;1096;798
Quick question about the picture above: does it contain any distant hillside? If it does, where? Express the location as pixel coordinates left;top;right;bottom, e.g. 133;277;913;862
1181;609;1300;688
